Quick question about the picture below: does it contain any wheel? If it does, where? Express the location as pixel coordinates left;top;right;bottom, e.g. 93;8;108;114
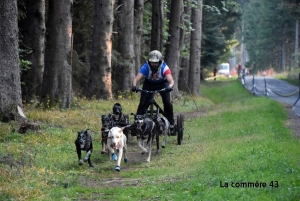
177;114;184;145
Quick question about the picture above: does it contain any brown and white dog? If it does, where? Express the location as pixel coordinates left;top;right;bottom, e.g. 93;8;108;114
101;115;112;154
133;114;159;162
107;127;128;171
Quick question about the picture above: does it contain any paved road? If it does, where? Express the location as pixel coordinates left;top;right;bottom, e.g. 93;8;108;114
243;76;300;116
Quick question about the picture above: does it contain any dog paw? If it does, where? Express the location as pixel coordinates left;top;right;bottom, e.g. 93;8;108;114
112;153;118;161
78;159;83;165
141;149;148;154
124;158;128;163
83;157;89;162
101;150;107;154
115;166;120;172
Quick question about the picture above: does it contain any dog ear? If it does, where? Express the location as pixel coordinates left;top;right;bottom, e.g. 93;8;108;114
120;126;126;131
107;130;112;137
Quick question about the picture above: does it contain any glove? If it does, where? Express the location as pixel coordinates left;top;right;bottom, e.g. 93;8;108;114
165;85;173;92
131;86;137;92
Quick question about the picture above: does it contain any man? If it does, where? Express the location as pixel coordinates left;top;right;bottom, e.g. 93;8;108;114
237;63;242;78
213;66;217;81
131;50;175;133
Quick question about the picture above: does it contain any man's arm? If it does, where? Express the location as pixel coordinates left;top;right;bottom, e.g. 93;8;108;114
132;73;144;87
165;74;174;88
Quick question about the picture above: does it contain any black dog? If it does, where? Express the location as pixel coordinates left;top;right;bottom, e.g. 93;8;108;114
133;114;159;162
101;115;112;154
100;103;130;154
75;129;93;167
110;103;130;139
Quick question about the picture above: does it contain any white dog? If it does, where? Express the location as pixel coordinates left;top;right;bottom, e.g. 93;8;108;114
107;127;128;171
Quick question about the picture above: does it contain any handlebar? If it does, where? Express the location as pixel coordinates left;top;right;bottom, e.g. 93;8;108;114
136;88;166;94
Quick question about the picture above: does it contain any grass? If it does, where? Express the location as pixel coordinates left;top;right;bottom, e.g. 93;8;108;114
275;71;300;86
1;80;300;200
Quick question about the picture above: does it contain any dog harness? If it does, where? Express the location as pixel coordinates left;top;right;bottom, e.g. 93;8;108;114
156;116;170;136
136;120;155;141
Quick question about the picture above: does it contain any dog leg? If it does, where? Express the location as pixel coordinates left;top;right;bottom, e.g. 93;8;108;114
83;150;93;167
137;138;148;153
107;146;111;161
107;137;118;161
156;133;160;155
161;118;169;148
110;151;118;161
115;147;123;172
123;128;129;143
84;150;91;162
108;148;117;161
101;139;107;154
146;138;152;162
75;141;83;165
123;136;128;163
161;132;167;148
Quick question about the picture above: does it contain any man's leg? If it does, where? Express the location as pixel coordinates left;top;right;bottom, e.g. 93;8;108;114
160;91;175;134
136;91;151;115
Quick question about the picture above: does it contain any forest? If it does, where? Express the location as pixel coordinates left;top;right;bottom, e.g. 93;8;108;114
0;0;299;123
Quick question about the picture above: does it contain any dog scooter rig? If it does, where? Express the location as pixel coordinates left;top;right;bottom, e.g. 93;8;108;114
134;88;184;145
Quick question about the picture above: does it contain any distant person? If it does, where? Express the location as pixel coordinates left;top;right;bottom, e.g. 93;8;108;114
237;63;242;78
213;67;217;81
242;68;247;80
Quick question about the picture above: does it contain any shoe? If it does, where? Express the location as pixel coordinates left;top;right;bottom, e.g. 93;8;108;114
112;153;118;161
169;125;176;136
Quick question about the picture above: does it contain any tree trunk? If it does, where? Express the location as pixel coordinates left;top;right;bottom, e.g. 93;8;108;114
87;0;114;99
21;0;45;101
164;0;183;98
134;0;144;74
118;0;135;91
179;57;190;91
281;42;285;72
295;19;299;69
188;0;202;96
41;0;72;108
0;0;26;122
151;0;164;52
178;4;191;92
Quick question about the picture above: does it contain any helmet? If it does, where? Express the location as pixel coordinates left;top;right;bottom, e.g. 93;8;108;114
148;50;163;63
112;103;122;115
